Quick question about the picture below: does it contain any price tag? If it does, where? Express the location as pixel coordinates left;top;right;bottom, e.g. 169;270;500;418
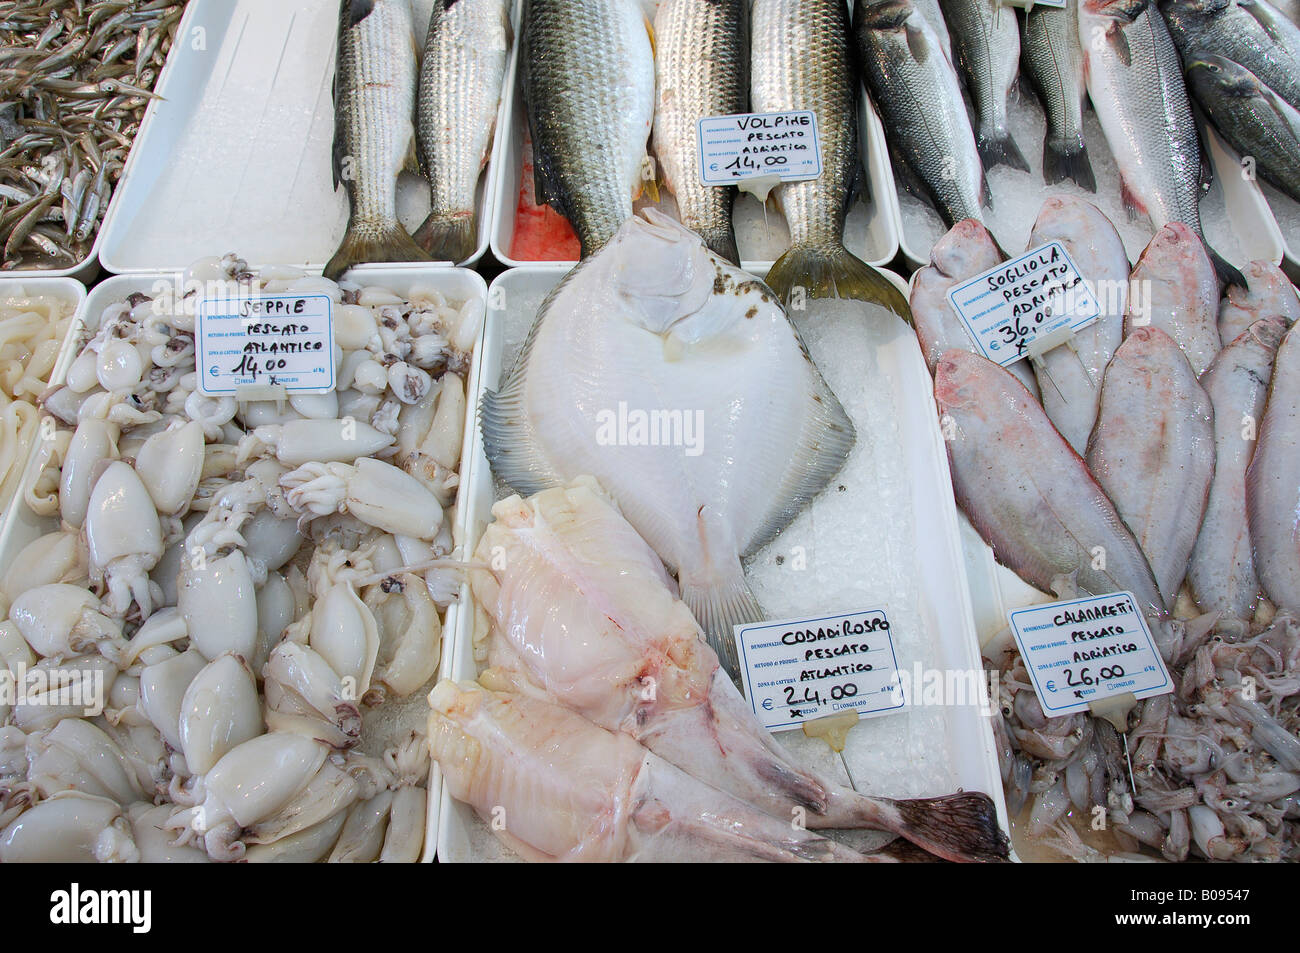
1007;592;1173;718
734;607;905;732
197;294;335;396
697;110;822;187
947;241;1100;367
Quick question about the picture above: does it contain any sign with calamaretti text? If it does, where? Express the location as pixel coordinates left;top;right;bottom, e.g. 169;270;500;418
734;607;905;731
197;294;335;395
947;241;1100;366
1007;592;1172;718
697;111;822;187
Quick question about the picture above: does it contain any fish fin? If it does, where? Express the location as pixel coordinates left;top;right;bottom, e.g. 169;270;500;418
1106;22;1131;68
323;220;431;282
765;242;912;321
981;172;994;210
678;565;763;686
1043;140;1097;193
402;130;421;177
976;126;1030;173
636;154;661;204
699;225;741;267
1118;176;1149;224
1203;240;1246;289
414;212;477;263
886;793;1010;862
905;22;929;62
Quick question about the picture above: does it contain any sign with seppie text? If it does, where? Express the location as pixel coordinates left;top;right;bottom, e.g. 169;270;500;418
197;293;335;395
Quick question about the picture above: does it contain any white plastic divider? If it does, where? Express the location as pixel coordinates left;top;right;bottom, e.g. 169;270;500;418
97;0;507;275
437;263;1012;863
487;0;901;271
0;266;488;864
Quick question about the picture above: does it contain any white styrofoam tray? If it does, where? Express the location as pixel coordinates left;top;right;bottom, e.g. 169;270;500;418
0;265;487;864
487;0;901;271
891;91;1286;271
97;0;507;275
437;263;1011;863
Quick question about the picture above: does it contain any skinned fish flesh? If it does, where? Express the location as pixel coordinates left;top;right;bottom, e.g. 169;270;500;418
414;0;512;262
470;479;1010;862
428;680;883;862
1086;327;1216;611
652;0;748;264
1247;322;1300;612
1218;260;1300;344
325;0;431;280
1187;317;1287;620
934;348;1166;615
481;210;855;681
1123;222;1221;376
522;0;655;257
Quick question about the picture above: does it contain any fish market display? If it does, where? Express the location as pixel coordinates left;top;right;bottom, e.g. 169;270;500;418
652;0;748;265
752;0;909;315
1218;260;1300;343
1161;0;1300;112
1184;54;1300;204
414;0;512;262
938;0;1028;171
0;255;482;862
1123;222;1221;376
428;680;880;862
326;0;431;280
1024;197;1128;454
482;210;854;681
1247;322;1300;612
1085;327;1216;611
0;285;76;499
853;0;987;228
1080;0;1241;286
466;480;1008;862
522;0;655;257
1021;0;1096;191
1187;316;1286;621
0;0;183;270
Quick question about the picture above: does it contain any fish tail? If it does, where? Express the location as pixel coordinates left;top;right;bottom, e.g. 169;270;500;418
324;219;432;281
765;242;912;322
977;126;1030;173
1203;240;1246;289
414;211;478;263
835;792;1009;862
1043;139;1097;193
679;572;763;685
699;225;741;267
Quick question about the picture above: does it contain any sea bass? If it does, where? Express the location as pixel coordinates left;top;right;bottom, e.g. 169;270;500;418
1086;327;1216;611
325;0;431;280
1187;317;1287;620
652;0;748;264
1080;0;1243;286
935;348;1165;615
751;0;910;316
1218;260;1300;343
471;480;1009;861
414;0;512;262
853;0;987;227
522;0;655;257
1021;0;1096;190
1161;0;1300;112
481;210;855;680
940;0;1030;171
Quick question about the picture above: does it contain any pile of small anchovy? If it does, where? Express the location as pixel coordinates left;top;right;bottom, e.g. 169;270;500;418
0;0;185;270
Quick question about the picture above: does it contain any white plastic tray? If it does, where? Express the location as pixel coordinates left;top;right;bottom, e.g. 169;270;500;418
891;88;1286;271
0;265;487;864
97;0;506;274
437;263;1011;863
487;0;900;271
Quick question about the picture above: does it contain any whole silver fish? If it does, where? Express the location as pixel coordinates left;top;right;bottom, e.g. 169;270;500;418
1080;0;1243;286
1239;0;1300;46
1247;322;1300;612
652;0;748;264
1218;260;1300;343
853;0;987;227
751;0;910;317
934;348;1165;615
939;0;1030;171
1086;327;1216;611
1025;196;1129;454
1160;0;1300;112
1021;0;1096;190
522;0;655;257
325;0;431;281
1123;222;1221;376
1187;316;1287;620
1185;53;1300;204
414;0;512;263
